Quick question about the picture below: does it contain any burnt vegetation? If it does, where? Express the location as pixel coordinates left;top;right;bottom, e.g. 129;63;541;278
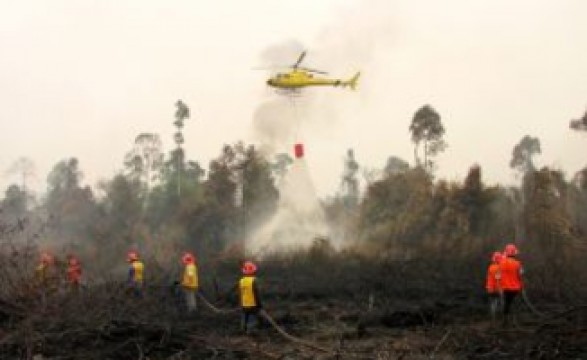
1;104;587;359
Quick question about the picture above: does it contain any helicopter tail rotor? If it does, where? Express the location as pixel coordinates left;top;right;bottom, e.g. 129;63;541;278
346;72;361;90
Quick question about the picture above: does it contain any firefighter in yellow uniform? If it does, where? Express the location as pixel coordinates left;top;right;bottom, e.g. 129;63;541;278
239;261;262;333
127;251;144;297
181;252;198;312
36;252;56;306
36;252;53;285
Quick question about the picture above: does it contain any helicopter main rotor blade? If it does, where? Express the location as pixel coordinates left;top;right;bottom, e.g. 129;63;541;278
252;66;285;70
293;51;307;69
299;66;328;75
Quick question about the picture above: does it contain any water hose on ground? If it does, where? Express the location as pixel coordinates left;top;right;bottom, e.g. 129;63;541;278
196;293;335;355
259;309;335;355
521;289;546;318
197;292;239;315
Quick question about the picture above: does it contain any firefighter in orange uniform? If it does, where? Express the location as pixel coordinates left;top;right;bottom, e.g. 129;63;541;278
127;251;144;297
66;255;82;291
500;243;524;325
181;252;198;312
239;261;263;334
485;251;503;323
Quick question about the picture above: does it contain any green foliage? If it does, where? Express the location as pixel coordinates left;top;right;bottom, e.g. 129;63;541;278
1;184;27;220
569;109;587;131
359;167;433;254
271;153;293;181
2;113;586;303
358;164;513;258
45;158;99;245
520;167;582;299
409;105;447;171
123;133;163;191
384;156;409;175
510;135;541;173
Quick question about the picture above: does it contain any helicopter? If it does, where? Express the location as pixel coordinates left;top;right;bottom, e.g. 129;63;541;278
263;51;360;91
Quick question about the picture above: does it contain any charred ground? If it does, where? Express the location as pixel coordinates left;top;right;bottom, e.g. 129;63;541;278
1;244;586;359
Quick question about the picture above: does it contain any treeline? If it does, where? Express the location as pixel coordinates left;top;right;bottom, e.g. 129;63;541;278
1;103;586;299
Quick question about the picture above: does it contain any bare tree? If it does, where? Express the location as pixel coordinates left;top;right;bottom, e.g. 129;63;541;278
340;149;360;208
6;157;35;209
124;133;163;208
6;157;35;193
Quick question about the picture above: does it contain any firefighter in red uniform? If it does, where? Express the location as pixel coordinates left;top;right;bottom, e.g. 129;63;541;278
500;243;524;326
485;251;503;323
66;254;82;291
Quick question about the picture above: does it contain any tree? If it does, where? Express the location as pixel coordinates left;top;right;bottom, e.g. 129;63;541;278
271;153;293;185
45;158;98;245
97;174;143;246
124;133;163;203
384;156;409;175
457;164;499;237
570;109;587;132
340;149;360;208
1;185;27;220
6;157;35;192
144;148;205;229
173;100;191;197
47;158;82;195
409;105;447;171
237;143;279;228
523;167;577;298
510;135;541;174
359;167;433;254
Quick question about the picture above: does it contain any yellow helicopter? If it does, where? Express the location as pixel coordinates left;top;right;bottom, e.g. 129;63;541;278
264;51;360;91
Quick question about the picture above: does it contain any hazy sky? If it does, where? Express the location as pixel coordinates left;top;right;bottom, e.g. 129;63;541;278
1;0;586;198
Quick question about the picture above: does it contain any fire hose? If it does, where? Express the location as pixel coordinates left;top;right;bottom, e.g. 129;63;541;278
521;289;546;318
196;293;335;355
197;292;240;315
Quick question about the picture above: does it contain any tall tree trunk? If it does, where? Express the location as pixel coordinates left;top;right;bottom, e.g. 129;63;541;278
424;140;428;171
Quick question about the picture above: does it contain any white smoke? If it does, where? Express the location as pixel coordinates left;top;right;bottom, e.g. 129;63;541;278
248;159;331;255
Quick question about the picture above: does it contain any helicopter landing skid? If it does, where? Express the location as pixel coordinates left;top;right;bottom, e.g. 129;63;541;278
275;88;303;97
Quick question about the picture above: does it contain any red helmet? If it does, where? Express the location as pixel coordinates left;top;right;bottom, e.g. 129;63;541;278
40;252;53;265
491;251;503;263
182;252;195;265
242;261;257;275
127;251;139;262
504;243;519;257
68;256;79;266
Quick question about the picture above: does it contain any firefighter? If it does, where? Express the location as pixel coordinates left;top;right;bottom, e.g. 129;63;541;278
127;251;144;297
500;243;524;326
485;251;503;323
66;254;82;291
36;252;56;307
181;252;198;312
239;260;263;334
36;252;53;286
